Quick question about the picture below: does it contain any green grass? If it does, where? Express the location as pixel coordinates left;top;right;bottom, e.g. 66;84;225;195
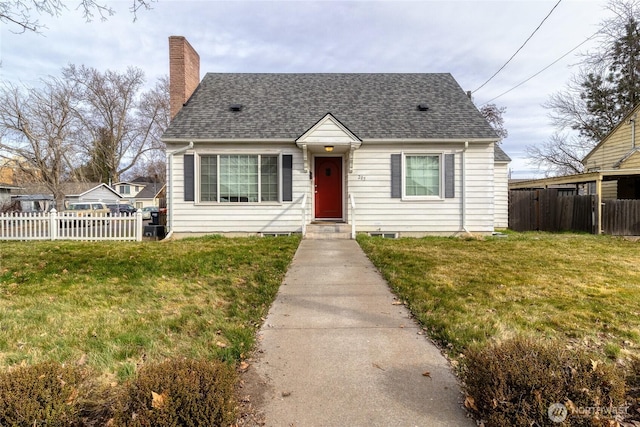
0;235;300;380
357;232;640;359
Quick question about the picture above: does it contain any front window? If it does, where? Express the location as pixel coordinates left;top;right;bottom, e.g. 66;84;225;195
404;154;441;198
200;154;279;203
119;185;131;195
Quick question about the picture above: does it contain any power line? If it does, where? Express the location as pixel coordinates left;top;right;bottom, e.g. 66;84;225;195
472;0;563;94
479;30;599;106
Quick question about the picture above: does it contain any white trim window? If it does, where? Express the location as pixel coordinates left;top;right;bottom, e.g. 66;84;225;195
402;153;443;199
199;154;279;203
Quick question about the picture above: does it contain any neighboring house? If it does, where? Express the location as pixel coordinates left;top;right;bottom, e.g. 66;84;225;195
13;182;122;211
582;103;640;199
162;36;505;237
511;103;640;199
113;181;147;199
64;183;122;205
10;194;53;212
0;183;23;209
131;183;165;209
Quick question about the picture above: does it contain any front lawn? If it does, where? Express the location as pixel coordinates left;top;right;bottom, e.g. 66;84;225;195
0;235;300;380
357;232;640;360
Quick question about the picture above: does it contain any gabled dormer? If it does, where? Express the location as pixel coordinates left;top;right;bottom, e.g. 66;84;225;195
295;113;362;172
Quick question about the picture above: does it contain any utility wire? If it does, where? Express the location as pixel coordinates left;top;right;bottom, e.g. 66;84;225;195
472;0;563;94
479;30;599;106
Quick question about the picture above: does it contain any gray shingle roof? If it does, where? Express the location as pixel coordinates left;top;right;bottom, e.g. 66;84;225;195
495;145;511;162
135;183;165;199
163;73;498;141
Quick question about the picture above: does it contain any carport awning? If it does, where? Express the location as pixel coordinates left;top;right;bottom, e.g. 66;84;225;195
509;168;640;189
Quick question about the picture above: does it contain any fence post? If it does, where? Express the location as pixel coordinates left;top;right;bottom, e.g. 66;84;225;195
136;210;143;242
50;209;58;241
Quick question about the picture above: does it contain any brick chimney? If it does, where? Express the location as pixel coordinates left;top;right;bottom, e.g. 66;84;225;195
169;36;200;120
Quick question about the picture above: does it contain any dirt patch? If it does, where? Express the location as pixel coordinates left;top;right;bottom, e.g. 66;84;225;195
234;355;273;426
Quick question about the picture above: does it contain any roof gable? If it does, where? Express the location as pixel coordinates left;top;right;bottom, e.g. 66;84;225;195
163;73;498;142
296;113;361;144
583;103;640;165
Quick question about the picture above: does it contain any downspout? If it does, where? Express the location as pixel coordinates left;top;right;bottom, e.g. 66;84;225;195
460;141;473;236
631;116;636;149
164;141;194;240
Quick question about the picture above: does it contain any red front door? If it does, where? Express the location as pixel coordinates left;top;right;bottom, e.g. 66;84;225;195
314;157;342;219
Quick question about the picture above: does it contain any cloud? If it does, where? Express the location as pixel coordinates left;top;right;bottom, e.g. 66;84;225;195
0;0;611;178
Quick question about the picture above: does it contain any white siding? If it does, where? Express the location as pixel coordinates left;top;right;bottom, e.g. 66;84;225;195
302;120;355;143
494;161;509;228
169;143;308;235
167;141;496;236
348;142;495;235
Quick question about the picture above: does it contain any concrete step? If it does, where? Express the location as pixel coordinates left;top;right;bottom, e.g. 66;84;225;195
304;223;352;240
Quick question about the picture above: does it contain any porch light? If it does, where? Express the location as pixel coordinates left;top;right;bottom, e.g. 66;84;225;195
324;146;334;152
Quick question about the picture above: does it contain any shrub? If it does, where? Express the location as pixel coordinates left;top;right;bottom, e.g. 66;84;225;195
624;357;640;422
0;361;85;427
461;337;626;426
113;358;238;427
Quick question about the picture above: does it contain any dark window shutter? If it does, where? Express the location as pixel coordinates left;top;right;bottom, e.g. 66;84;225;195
391;154;401;198
444;153;455;198
282;154;293;202
184;154;195;202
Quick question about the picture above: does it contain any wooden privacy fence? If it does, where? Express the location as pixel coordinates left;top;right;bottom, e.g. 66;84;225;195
603;199;640;235
509;190;595;233
0;210;143;241
509;190;640;235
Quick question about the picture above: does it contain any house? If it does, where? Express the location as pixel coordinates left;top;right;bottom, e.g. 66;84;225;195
162;36;505;238
131;183;165;209
582;103;640;199
0;183;23;209
12;182;122;211
112;181;147;199
64;183;122;206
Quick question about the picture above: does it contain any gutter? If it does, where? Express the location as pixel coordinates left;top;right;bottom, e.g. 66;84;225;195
460;141;473;237
164;141;194;240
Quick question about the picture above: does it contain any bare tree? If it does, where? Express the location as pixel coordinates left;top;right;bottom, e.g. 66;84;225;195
125;157;166;183
479;103;508;141
0;78;80;209
64;65;169;184
1;0;154;33
526;133;588;176
529;0;640;175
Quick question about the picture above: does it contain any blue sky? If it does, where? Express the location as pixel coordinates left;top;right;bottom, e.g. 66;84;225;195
0;0;609;178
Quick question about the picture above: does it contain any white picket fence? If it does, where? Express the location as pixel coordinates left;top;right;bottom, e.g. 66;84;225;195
0;209;144;241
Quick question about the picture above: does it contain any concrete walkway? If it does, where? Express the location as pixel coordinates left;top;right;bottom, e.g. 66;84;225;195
244;239;475;427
